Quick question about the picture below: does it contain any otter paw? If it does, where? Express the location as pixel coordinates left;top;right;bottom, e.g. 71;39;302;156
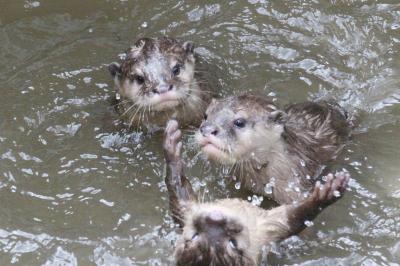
164;120;182;163
312;171;350;205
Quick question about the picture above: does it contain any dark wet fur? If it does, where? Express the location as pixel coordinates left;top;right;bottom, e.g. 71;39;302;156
175;239;255;266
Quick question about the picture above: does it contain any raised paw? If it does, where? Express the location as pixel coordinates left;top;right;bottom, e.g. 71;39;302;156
164;120;182;164
311;171;350;206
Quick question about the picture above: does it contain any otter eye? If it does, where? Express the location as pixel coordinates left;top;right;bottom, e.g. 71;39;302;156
192;233;199;241
233;118;246;128
203;113;208;120
132;74;145;85
172;64;182;76
229;239;238;249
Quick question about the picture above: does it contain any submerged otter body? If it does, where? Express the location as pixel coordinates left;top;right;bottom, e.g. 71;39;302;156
196;94;352;204
164;120;349;265
108;37;212;130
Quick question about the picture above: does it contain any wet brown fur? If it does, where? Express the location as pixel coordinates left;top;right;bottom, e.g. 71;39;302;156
164;120;349;265
197;94;352;204
109;37;213;129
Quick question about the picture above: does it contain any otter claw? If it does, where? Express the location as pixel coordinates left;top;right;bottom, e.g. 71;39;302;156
312;171;349;204
166;119;179;135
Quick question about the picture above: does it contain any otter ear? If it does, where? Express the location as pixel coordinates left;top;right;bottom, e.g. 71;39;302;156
108;62;121;78
268;110;287;124
183;41;195;54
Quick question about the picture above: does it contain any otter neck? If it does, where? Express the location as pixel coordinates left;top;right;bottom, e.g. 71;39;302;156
233;129;314;204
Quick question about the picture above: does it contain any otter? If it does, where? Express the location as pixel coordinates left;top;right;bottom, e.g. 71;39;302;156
108;37;212;129
195;94;352;204
164;120;349;266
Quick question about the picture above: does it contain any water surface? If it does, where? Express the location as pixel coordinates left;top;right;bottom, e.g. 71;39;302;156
0;0;399;265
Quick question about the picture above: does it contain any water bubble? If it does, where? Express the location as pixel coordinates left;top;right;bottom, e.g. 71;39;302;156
306;175;311;180
304;220;314;227
141;22;148;28
235;182;241;190
333;190;341;197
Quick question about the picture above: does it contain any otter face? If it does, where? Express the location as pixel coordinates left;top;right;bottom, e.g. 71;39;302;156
175;206;255;266
195;95;285;165
109;38;196;112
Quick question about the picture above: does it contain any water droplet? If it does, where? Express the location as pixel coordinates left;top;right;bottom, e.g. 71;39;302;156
235;182;241;190
264;183;273;194
141;22;148;28
304;220;314;227
333;190;341;197
251;195;264;206
116;93;121;100
300;160;306;167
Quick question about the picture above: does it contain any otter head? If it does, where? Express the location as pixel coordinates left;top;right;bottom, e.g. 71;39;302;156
175;204;255;266
196;94;286;165
108;37;196;111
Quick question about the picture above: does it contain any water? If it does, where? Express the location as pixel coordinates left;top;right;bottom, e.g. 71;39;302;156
0;0;399;265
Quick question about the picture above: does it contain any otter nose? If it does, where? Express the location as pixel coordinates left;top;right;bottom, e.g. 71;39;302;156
200;123;219;136
153;84;173;94
203;211;226;245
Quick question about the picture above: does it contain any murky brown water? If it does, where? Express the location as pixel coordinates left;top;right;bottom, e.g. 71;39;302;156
0;0;399;265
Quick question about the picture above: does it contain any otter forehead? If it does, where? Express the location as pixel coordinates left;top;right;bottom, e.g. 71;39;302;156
192;210;244;233
207;95;278;119
120;52;182;77
141;53;175;82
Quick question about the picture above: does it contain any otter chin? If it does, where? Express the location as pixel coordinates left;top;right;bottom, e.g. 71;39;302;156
196;94;353;204
150;93;181;111
197;136;234;164
108;37;212;129
164;120;350;266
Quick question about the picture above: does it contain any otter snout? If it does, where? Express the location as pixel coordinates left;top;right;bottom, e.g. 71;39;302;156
201;211;227;244
153;84;173;94
200;122;219;136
